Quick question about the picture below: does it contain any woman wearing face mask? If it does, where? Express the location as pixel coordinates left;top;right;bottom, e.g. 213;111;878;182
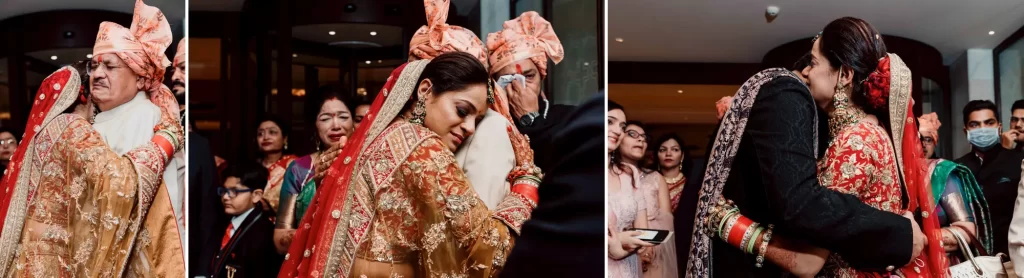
700;17;948;277
272;90;355;254
278;52;542;278
255;116;298;214
656;133;689;212
607;102;651;278
618;121;677;278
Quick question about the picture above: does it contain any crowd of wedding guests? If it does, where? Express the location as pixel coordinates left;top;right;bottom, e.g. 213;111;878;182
188;1;604;277
607;16;1024;278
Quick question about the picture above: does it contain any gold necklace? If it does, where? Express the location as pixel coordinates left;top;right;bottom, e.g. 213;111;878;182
664;172;685;184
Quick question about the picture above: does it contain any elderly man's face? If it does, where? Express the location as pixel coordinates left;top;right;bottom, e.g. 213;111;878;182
171;59;186;96
492;60;542;96
89;53;140;111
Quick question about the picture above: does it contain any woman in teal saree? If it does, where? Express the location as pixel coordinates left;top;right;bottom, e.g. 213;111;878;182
919;112;994;264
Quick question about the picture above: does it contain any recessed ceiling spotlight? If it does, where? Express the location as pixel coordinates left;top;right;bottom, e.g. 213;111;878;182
292;53;298;58
615;38;624;43
370;31;377;36
329;31;336;35
989;31;995;35
377;60;382;63
677;90;683;93
365;60;371;64
50;56;58;60
86;54;93;59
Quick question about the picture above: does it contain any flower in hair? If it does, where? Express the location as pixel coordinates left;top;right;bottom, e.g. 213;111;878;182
862;56;890;110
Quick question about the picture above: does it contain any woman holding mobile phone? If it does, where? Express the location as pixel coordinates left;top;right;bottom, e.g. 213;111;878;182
619;120;677;278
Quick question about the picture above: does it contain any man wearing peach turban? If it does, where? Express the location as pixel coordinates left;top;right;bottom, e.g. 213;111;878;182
89;0;185;276
402;0;523;209
408;0;487;64
919;112;941;159
487;11;567;170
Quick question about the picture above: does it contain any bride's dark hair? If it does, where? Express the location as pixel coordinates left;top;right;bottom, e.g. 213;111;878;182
63;60;92;114
406;52;489;110
818;17;890;129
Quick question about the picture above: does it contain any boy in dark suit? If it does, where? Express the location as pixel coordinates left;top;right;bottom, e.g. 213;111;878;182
205;162;282;278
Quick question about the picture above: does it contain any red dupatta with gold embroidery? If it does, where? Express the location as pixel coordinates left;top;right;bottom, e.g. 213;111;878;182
279;60;428;278
882;54;948;278
0;67;83;276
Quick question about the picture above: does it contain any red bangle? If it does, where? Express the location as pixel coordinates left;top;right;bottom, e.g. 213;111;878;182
511;184;538;204
152;135;174;158
726;215;753;247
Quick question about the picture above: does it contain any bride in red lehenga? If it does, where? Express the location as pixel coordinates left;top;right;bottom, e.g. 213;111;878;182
278;52;542;278
699;17;948;278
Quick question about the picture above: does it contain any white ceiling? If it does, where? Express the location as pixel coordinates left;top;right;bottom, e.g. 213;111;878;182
608;0;1024;64
0;0;186;23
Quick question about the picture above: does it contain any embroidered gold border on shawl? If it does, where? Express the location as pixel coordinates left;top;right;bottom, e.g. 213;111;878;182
322;60;430;277
0;69;81;276
885;53;912;186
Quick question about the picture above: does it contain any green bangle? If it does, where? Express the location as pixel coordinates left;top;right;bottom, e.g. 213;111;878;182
158;130;178;148
746;225;762;254
717;209;738;239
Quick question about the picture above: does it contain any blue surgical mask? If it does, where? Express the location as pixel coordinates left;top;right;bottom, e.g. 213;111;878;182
967;127;1000;150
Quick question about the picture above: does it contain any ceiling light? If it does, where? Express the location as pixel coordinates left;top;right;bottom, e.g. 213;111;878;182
989;31;995;35
50;56;58;60
583;62;589;66
377;60;382;63
677;90;683;93
615;38;624;43
370;31;377;36
329;31;336;35
365;60;371;64
292;53;298;58
86;54;93;59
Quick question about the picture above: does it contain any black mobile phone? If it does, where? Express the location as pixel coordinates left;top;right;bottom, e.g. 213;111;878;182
628;228;672;245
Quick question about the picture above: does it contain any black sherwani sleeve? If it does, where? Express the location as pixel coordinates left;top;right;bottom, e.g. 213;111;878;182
502;95;603;278
518;103;575;171
749;78;912;270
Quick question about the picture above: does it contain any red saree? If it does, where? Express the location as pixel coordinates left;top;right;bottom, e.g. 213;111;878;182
264;154;299;213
